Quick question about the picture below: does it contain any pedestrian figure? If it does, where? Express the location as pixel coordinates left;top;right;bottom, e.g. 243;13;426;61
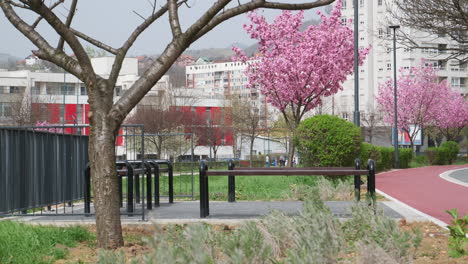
266;155;270;168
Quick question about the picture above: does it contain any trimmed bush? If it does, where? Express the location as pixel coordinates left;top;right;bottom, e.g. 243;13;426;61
399;148;413;168
359;143;412;171
295;115;362;167
426;147;449;165
441;141;459;164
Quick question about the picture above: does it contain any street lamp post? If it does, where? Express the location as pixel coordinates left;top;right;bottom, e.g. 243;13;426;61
389;25;400;169
353;0;360;127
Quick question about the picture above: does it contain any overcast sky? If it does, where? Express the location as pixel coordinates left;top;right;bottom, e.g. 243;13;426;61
0;0;329;58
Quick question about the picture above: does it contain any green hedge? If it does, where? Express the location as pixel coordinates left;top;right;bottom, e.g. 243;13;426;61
441;141;459;164
359;143;412;171
295;115;362;167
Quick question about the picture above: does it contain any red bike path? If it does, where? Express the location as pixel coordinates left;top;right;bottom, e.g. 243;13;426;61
376;165;468;224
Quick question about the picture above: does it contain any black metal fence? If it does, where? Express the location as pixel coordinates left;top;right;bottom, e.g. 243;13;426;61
0;127;88;215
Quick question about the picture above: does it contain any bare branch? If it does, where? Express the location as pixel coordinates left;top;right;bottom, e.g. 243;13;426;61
168;0;182;37
26;0;94;78
132;10;146;20
189;0;335;41
0;1;83;77
31;0;64;29
70;28;118;54
5;0;29;9
57;0;78;51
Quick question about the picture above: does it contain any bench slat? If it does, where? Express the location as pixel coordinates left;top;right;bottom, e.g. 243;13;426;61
233;167;354;171
206;170;368;176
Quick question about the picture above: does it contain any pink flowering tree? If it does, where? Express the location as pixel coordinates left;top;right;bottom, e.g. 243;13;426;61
376;63;455;150
233;0;369;165
34;121;64;133
433;91;468;141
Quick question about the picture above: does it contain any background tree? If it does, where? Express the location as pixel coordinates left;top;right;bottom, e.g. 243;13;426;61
390;0;468;63
229;95;264;165
433;90;468;141
360;110;385;144
234;0;369;166
376;63;461;150
1;0;335;248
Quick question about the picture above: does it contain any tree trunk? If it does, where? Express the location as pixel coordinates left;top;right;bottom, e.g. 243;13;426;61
249;137;255;167
287;136;295;167
89;122;123;248
88;81;123;249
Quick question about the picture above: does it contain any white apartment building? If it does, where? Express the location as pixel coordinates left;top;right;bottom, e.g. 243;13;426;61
0;57;170;125
185;59;273;123
332;0;467;121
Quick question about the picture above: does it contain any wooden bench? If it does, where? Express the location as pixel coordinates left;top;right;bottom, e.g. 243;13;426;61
199;159;376;218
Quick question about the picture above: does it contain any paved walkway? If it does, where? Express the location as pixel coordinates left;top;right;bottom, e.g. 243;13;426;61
377;165;468;224
6;201;410;224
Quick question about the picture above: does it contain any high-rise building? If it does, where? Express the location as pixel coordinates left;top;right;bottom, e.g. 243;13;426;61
332;0;467;122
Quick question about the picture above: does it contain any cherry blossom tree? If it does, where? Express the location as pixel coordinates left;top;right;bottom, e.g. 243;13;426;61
233;0;369;165
376;63;460;150
433;91;468;141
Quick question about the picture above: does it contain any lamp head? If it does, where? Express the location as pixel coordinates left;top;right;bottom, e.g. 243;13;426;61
389;25;400;29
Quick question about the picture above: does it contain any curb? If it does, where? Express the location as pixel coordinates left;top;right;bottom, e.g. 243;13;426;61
376;189;448;230
439;168;468;187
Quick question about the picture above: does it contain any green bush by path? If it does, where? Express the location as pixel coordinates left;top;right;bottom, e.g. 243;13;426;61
0;221;93;264
441;141;460;164
359;143;413;171
427;147;449;165
295;115;362;168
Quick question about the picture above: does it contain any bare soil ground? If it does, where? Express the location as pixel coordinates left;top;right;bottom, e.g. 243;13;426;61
54;222;468;264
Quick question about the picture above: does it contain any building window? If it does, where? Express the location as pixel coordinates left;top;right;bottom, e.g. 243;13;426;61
61;83;75;95
59;104;65;123
0;86;6;93
9;86;22;93
451;77;461;87
341;17;347;26
115;86;122;96
378;29;384;38
387;63;392;71
31;86;41;95
378;0;383;6
342;0;346;9
0;102;12;118
76;104;83;123
40;104;48;120
80;85;87;95
359;0;364;7
206;107;211;122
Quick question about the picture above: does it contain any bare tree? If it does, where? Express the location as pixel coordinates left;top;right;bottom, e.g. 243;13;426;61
361;110;385;144
0;0;335;248
230;95;264;166
390;0;468;63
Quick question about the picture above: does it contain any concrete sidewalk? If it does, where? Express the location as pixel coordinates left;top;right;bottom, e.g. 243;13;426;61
4;200;430;225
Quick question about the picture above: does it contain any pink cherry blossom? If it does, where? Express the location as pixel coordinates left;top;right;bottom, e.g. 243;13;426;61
233;0;369;118
376;61;467;145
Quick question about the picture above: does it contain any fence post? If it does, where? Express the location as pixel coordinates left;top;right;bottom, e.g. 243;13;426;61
125;161;135;214
150;161;160;207
367;159;376;206
228;159;236;203
118;174;123;208
199;160;206;218
135;164;140;204
84;163;91;215
168;161;174;204
143;162;152;210
354;158;361;202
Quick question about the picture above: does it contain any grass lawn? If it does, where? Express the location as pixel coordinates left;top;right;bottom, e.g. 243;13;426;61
0;221;94;264
125;174;353;201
